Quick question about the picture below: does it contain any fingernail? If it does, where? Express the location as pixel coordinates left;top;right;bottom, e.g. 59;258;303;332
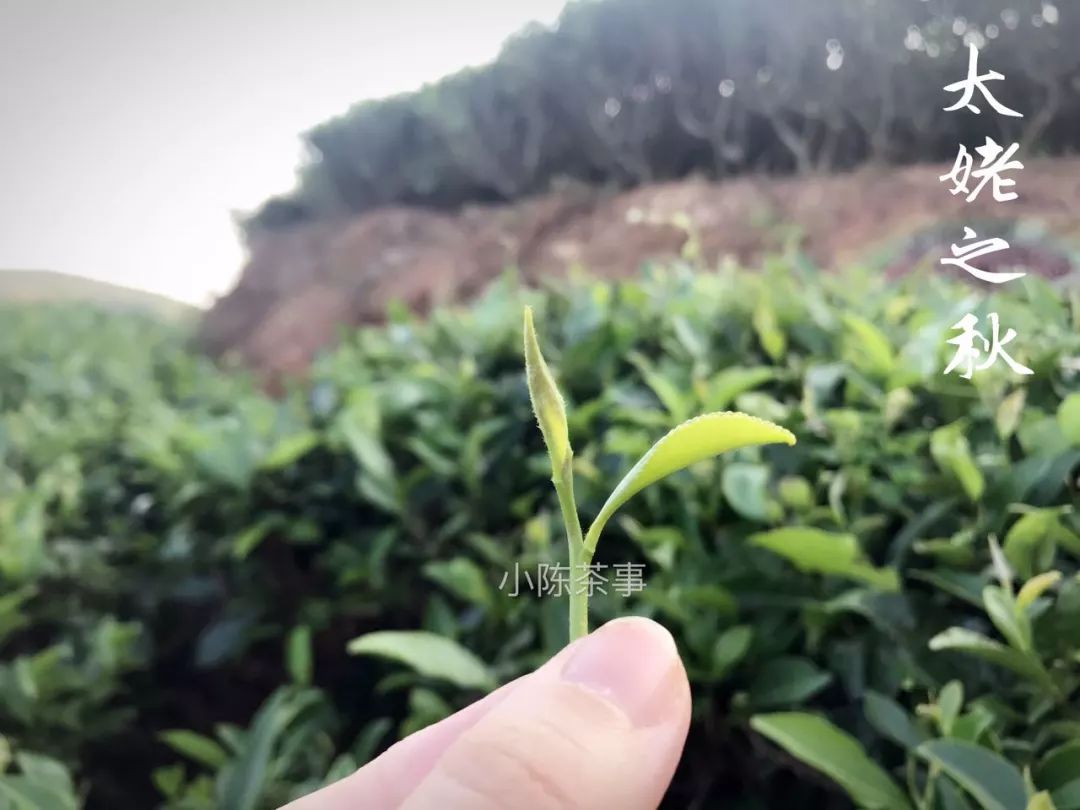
560;617;680;726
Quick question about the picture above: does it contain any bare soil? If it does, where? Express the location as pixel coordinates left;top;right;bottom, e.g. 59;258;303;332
199;159;1080;380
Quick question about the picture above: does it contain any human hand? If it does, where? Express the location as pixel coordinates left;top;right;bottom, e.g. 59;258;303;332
284;617;691;809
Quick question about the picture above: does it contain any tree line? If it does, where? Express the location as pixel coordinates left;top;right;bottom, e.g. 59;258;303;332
245;0;1078;236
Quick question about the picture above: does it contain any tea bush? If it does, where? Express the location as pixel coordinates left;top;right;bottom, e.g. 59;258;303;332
1;259;1078;809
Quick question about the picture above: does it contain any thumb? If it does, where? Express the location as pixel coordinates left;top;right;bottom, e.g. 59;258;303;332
401;616;690;810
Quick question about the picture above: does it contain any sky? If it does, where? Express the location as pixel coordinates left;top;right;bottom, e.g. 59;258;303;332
0;0;569;307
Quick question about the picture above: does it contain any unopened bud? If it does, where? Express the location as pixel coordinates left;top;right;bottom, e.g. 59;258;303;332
523;307;571;475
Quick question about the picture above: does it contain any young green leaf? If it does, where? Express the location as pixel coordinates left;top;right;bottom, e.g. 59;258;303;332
1019;570;1062;609
260;430;320;470
842;313;896;378
751;712;911;810
1059;393;1080;445
988;535;1015;592
982;585;1033;652
721;460;781;522
347;630;495;690
936;777;977;810
0;769;78;810
159;730;229;770
931;423;985;502
219;687;324;810
929;628;1052;691
1003;511;1066;581
702;366;777;411
285;625;313;685
722;462;777;522
748;657;833;709
749;527;899;592
1038;742;1080;793
583;412;795;556
996;389;1027;439
1052;780;1080;810
917;739;1028;810
523;307;571;475
711;625;753;680
938;680;964;736
864;691;927;750
753;296;786;361
628;351;691;423
1028;791;1057;810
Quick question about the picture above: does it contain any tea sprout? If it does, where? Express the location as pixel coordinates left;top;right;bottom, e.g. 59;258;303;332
524;306;796;641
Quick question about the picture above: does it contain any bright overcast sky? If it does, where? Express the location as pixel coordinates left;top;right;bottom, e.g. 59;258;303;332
0;0;568;306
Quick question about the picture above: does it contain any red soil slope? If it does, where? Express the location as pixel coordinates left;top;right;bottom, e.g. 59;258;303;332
200;159;1080;379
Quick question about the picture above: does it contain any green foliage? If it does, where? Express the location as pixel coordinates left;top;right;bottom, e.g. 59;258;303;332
582;412;795;558
750;713;911;809
346;631;494;690
917;740;1027;810
0;747;80;810
759;531;1080;808
527;306;797;640
1;259;1078;808
748;527;899;591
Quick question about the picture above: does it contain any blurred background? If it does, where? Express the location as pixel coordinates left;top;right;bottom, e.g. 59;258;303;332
1;1;1079;808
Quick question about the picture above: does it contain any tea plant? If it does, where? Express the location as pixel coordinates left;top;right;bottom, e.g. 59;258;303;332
752;535;1080;810
0;741;80;810
3;263;1077;808
523;306;796;640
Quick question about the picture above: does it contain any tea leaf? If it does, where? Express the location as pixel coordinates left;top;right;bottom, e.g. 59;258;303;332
982;586;1032;652
3;753;78;810
0;775;76;810
703;367;778;411
1037;741;1080;792
929;628;1051;689
988;535;1015;592
917;739;1027;810
260;430;319;470
159;730;229;770
938;680;964;736
584;412;794;555
219;688;324;810
1018;571;1063;610
864;691;926;750
750;528;899;592
749;657;833;708
285;625;313;686
423;558;493;608
996;389;1027;439
347;630;495;690
711;625;753;680
1053;780;1080;810
843;313;895;377
753;297;786;361
931;423;984;502
1004;511;1075;581
628;352;691;423
722;462;777;523
1059;394;1080;445
751;712;911;810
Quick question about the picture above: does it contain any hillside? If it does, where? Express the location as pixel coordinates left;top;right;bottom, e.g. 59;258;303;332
243;0;1080;238
0;270;198;322
200;158;1080;380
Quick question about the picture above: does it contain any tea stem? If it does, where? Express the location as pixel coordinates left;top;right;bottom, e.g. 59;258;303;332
552;458;588;642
